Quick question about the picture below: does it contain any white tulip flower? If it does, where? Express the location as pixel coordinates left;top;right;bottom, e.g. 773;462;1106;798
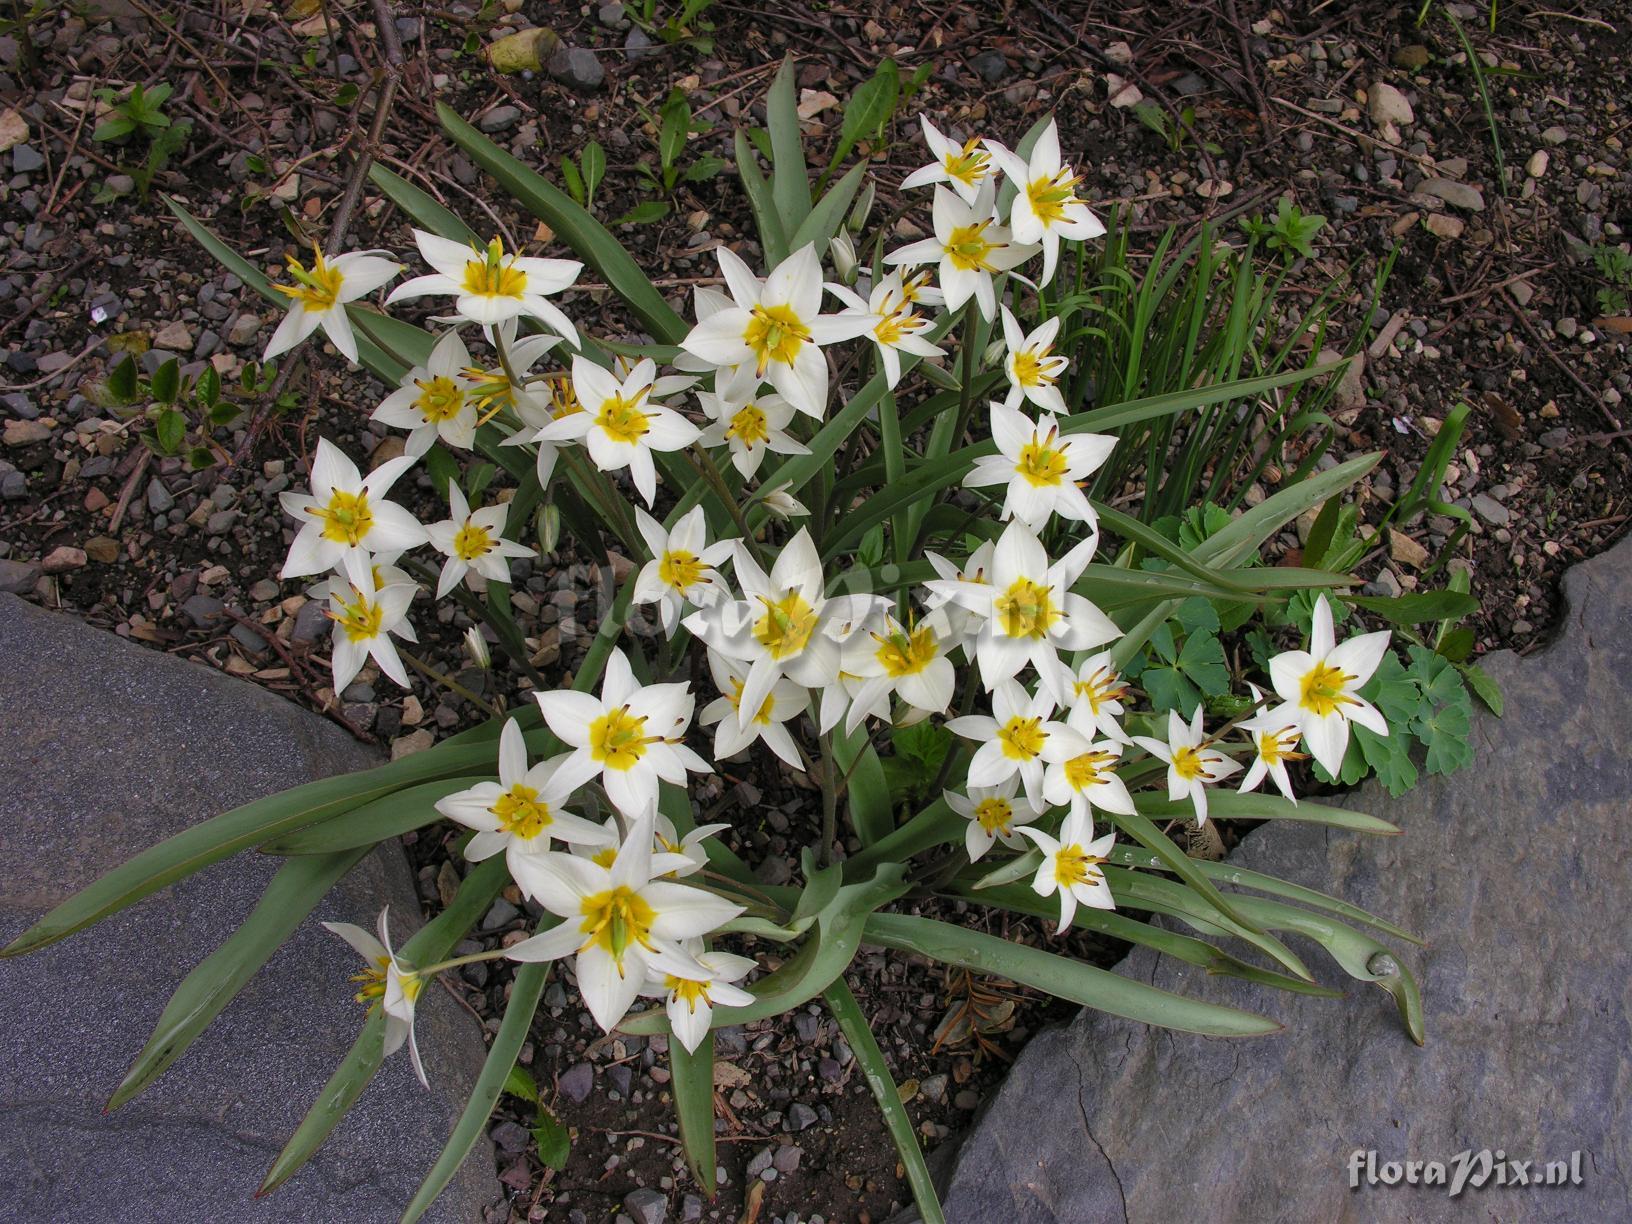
434;719;611;870
998;306;1070;414
533;648;711;821
945;777;1044;863
632;505;736;636
964;401;1115;530
679;244;872;419
839;608;957;734
1238;685;1305;803
424;482;534;598
533;356;700;507
640;939;757;1054
984;119;1105;286
824;272;945;389
698;649;807;770
899;114;995;205
325;564;417;694
1017;810;1117;932
885;185;1039;321
387;231;582;347
505;821;743;1034
1267;594;1391;776
696;388;809;479
323;907;428;1086
370;330;480;456
1131;707;1243;825
758;483;810;521
928;519;1119;702
265;246;402;365
653;812;731;879
1042;732;1134;824
947;679;1087;809
278;438;428;583
1063;652;1129;741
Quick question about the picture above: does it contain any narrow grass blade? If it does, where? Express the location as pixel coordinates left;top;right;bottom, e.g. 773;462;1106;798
108;846;371;1110
863;912;1282;1036
823;978;944;1224
399;956;552;1223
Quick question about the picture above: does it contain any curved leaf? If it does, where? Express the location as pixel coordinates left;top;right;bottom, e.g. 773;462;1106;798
260;777;484;856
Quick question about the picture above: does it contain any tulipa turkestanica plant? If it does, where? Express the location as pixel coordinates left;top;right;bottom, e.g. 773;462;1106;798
5;61;1461;1224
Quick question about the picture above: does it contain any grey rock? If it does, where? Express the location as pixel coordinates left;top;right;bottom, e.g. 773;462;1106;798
940;535;1632;1223
292;598;329;644
624;1188;667;1224
624;27;657;59
480;898;519;931
145;476;174;514
787;1102;818;1131
0;558;40;593
206;508;239;535
559;1062;594;1103
228;313;261;346
772;1144;802;1173
0;470;22;499
1471;492;1510;525
548;46;605;92
478;105;521;133
2;391;35;419
1538;427;1571;450
1418;176;1485;211
11;143;43;173
180;592;226;627
1368;81;1414;127
971;49;1008;82
105;173;136;196
0;595;498;1222
1540;124;1568;145
598;2;629;27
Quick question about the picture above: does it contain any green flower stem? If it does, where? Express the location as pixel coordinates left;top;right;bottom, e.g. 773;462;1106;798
399;648;502;718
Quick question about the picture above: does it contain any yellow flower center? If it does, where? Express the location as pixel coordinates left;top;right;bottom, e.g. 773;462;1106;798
413;375;466;423
997;715;1046;761
595;393;651;445
1257;729;1289;767
874;306;926;348
973;796;1014;835
492;783;552;838
943;138;990;187
665;975;713;1011
464;366;517;418
1016;436;1069;488
1171;744;1211;782
1053;844;1105;889
1012;344;1061;390
330;590;385;642
1063;749;1118;792
727;677;776;725
659;549;705;593
726;404;770;447
589;845;618;868
453;521;494;561
900;270;936;305
993;577;1058;640
944;219;997;272
350;957;390;1004
752;590;817;660
461;239;528;298
589;706;651;771
277;248;345;310
1074;667;1126;713
1299;662;1358;718
578;885;657;966
874;625;939;677
549;374;583;419
1026;169;1085;227
310;488;373;547
744;303;810;374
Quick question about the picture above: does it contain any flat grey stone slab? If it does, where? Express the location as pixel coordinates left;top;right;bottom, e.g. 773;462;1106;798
940;534;1632;1222
0;594;498;1223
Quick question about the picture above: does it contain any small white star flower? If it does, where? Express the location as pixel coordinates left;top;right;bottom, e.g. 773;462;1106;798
1016;810;1117;933
839;608;956;734
1043;731;1134;824
945;777;1044;863
963;401;1115;530
899;114;996;205
824;272;946;389
998;306;1070;414
639;939;757;1054
371;330;480;456
423;482;534;598
632;505;736;637
323;907;429;1086
1267;594;1391;775
1238;685;1305;803
696;388;809;479
325;562;418;695
278;438;428;584
984;119;1105;286
946;679;1087;809
387;231;582;346
1131;707;1243;825
884;185;1039;321
265;246;402;365
698;649;807;771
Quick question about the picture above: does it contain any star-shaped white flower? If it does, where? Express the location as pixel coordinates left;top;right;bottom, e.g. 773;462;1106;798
899;113;996;205
696;388;809;479
945;777;1044;863
533;647;711;820
1016;811;1117;932
824;272;945;389
632;505;736;637
839;608;956;735
1237;684;1305;803
323;907;429;1086
387;231;583;346
885;185;1038;321
424;482;534;598
1131;707;1242;825
534;356;700;507
1267;594;1390;775
998;306;1069;414
325;561;417;695
265;246;402;364
1042;729;1134;824
698;649;806;770
679;244;872;419
278;438;428;584
434;718;612;870
964;401;1114;530
639;938;757;1054
947;679;1087;809
371;330;480;456
504;819;742;1033
1063;651;1129;741
984;119;1105;286
928;519;1119;701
